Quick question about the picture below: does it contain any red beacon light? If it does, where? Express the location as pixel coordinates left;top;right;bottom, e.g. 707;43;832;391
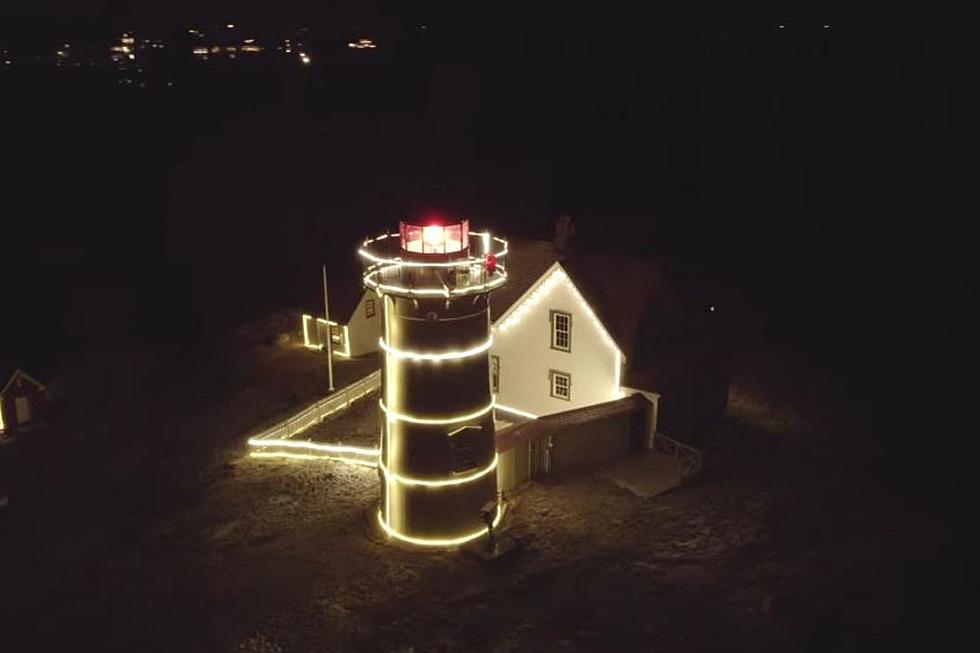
485;252;497;273
400;217;469;256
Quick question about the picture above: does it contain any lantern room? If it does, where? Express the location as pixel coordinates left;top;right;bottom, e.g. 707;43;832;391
400;218;469;256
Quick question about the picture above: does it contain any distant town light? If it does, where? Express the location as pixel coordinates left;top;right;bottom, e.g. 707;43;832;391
823;23;830;29
348;37;378;50
300;52;311;65
709;305;715;312
778;24;785;29
227;23;235;29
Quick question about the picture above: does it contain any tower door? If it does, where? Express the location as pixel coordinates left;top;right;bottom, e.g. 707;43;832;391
529;439;542;478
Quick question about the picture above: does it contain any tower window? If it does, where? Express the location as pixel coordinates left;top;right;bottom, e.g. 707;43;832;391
365;298;376;318
550;370;571;401
449;425;482;473
550;310;571;352
490;355;500;393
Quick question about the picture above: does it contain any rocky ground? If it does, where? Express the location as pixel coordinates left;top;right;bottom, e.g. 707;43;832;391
99;389;957;651
0;312;963;651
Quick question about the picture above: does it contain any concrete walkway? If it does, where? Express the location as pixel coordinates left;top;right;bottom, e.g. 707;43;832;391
595;450;681;498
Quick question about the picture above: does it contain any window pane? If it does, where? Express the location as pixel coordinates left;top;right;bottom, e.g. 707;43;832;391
552;312;571;351
551;371;571;399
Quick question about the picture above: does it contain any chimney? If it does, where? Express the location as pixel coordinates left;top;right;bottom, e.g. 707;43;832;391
553;213;576;259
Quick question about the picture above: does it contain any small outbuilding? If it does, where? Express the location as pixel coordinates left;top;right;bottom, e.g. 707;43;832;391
0;369;48;437
303;289;382;358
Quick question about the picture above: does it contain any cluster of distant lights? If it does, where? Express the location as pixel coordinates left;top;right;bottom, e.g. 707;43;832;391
5;22;841;70
348;38;378;50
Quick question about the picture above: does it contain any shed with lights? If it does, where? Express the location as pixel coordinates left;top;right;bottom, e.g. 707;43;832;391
0;369;48;437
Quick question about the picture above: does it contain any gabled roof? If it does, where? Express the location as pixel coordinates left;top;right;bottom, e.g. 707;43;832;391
489;239;561;324
491;238;681;361
324;280;372;327
0;369;46;397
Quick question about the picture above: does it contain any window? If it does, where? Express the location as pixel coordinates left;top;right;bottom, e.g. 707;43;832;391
550;370;571;401
550;310;571;352
365;298;376;318
490;355;500;393
450;425;482;473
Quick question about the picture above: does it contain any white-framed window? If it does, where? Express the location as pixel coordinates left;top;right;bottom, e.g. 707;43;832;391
490;355;500;393
550;310;571;352
550;370;571;401
365;298;376;318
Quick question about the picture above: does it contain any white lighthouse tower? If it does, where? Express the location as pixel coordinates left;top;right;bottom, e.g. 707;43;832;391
359;214;508;546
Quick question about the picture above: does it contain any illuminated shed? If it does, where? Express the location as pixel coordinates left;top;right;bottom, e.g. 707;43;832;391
0;369;48;437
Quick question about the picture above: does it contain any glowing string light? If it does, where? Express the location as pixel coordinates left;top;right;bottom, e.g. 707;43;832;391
302;313;313;347
364;270;507;298
247;373;379;443
378;453;497;487
249;451;377;468
379;398;494;425
376;502;504;547
495;263;622;357
302;314;352;357
247;438;378;457
378;336;493;362
337;324;351;357
494;403;539;420
358;232;508;268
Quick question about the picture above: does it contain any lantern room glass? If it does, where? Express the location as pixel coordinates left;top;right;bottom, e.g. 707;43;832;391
400;220;469;254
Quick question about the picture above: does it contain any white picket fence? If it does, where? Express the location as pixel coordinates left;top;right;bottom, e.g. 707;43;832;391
249;369;381;444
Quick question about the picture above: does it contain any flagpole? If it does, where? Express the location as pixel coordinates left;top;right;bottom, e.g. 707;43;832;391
323;264;335;392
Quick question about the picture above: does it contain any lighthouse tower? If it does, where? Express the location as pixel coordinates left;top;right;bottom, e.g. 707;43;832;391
359;215;508;546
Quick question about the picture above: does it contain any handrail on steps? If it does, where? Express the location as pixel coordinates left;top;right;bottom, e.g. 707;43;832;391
652;432;703;483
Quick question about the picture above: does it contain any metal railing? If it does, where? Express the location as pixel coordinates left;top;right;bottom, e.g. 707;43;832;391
652;432;703;484
249;369;381;443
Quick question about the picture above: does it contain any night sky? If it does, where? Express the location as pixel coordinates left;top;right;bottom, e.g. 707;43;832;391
1;2;973;440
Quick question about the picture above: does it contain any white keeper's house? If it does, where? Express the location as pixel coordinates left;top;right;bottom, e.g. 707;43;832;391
305;233;727;443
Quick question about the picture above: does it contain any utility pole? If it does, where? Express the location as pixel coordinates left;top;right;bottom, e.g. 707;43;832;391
323;264;335;392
